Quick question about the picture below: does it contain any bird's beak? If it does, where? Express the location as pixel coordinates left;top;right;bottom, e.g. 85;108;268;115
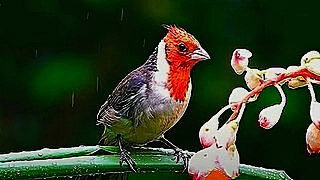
191;46;211;61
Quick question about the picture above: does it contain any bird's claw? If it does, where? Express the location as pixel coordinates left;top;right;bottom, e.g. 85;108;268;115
119;149;138;172
173;148;192;172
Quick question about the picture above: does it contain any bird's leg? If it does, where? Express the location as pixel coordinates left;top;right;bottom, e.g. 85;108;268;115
117;135;138;172
159;136;192;171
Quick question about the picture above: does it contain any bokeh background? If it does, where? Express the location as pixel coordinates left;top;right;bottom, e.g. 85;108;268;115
0;0;320;179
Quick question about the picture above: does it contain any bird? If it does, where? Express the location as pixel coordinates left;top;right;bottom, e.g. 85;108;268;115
97;25;211;171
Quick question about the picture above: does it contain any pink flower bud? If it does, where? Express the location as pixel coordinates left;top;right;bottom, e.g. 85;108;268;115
258;104;284;129
231;49;252;75
306;123;320;154
258;85;286;129
199;105;231;148
244;68;263;90
188;145;240;179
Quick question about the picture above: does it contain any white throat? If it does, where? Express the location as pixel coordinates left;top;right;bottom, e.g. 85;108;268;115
154;40;170;84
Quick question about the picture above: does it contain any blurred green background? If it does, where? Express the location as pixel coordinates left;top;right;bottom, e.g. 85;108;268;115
0;0;320;179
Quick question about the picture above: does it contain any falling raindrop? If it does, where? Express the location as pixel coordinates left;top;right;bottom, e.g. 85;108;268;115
71;92;75;108
96;76;99;93
97;41;101;53
142;39;146;48
86;12;90;20
120;8;124;22
35;49;38;58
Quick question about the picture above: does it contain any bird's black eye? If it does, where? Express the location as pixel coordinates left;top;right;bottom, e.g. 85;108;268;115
178;43;187;52
205;128;209;132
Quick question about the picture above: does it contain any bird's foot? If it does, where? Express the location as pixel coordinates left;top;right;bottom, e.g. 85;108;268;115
173;148;193;172
119;148;138;172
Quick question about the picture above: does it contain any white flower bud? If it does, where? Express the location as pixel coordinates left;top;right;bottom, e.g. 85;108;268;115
308;83;320;129
228;87;249;105
301;50;320;76
307;59;320;76
310;101;320;129
199;105;231;148
215;104;246;148
224;145;240;179
258;104;284;129
231;49;252;75
258;85;286;129
263;68;286;81
306;123;320;154
199;104;246;149
188;144;240;179
301;51;320;66
244;68;263;90
287;66;300;72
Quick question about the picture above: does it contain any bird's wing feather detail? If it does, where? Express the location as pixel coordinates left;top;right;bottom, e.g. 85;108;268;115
97;68;151;127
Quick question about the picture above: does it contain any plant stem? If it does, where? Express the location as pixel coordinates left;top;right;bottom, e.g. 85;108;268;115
229;68;320;121
0;146;292;179
0;145;101;162
240;164;292;180
0;145;183;163
0;155;183;179
307;82;317;102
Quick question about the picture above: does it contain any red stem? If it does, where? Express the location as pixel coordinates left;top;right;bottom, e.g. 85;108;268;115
228;68;320;121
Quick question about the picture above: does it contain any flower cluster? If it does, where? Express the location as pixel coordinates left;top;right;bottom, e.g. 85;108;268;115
188;49;320;179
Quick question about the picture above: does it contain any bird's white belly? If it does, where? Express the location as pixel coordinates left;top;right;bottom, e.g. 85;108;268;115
124;82;192;144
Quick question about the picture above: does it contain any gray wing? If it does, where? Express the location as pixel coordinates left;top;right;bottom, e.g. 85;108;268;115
97;68;151;127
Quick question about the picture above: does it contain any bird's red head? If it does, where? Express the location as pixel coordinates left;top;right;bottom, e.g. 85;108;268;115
162;25;210;102
163;25;210;67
